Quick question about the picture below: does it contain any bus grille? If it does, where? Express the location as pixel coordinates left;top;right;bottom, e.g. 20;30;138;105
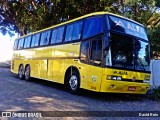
121;79;143;83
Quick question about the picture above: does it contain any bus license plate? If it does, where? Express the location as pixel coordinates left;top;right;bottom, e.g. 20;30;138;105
128;87;136;91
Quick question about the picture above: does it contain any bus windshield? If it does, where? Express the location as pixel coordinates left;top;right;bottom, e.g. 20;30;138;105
110;33;150;72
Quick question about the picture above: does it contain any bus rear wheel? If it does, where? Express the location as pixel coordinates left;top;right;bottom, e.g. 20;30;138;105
24;65;31;81
18;65;24;80
66;70;81;94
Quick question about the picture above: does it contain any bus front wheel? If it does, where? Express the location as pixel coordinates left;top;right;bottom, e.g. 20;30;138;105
18;65;24;80
66;70;81;94
24;65;31;81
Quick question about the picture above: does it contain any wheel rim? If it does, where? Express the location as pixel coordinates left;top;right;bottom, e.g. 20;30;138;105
69;75;78;90
19;66;23;78
25;66;30;80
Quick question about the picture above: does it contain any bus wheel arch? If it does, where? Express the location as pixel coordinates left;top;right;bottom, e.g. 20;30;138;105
18;64;24;79
24;64;31;81
64;66;81;94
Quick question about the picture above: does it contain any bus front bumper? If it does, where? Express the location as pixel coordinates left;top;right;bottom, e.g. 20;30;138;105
100;80;150;94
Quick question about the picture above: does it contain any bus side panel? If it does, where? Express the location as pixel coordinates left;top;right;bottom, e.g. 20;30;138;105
52;59;65;83
87;65;103;92
11;50;25;74
47;44;69;83
48;60;54;80
77;63;89;90
29;48;40;78
11;59;20;74
39;60;48;78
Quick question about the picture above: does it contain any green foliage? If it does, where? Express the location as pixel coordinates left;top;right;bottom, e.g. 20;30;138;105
148;27;160;59
155;0;160;7
151;86;160;101
147;13;160;28
124;0;157;24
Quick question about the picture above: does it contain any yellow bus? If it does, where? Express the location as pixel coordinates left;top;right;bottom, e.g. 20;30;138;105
11;12;150;94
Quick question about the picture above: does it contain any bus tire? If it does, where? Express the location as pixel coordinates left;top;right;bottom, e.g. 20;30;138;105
18;64;24;80
66;70;81;94
24;65;31;81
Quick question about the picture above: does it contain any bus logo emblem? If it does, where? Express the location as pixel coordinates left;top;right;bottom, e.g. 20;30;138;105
132;77;136;82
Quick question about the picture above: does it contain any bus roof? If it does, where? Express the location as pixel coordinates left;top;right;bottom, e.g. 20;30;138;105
18;11;144;39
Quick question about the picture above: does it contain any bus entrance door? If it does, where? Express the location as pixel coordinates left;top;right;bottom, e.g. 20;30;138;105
87;36;103;91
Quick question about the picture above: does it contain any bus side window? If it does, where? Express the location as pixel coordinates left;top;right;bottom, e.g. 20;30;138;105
40;30;51;46
72;21;82;41
90;38;102;66
83;16;103;39
18;38;24;49
24;36;31;48
65;24;73;42
31;33;40;47
13;39;19;50
80;41;89;63
65;21;82;42
51;29;57;44
56;26;64;43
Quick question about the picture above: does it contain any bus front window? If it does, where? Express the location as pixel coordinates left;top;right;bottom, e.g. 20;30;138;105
110;33;150;72
111;34;134;69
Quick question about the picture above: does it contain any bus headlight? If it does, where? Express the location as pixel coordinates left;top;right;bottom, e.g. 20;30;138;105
143;80;150;83
112;76;117;80
107;76;122;81
117;76;122;80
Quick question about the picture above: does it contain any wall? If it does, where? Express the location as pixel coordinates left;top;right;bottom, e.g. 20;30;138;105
151;60;160;88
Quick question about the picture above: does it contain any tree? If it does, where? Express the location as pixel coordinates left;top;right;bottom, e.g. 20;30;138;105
147;13;160;28
148;27;160;59
0;0;69;35
123;0;157;24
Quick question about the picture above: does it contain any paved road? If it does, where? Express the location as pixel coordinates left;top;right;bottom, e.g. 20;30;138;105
0;68;160;120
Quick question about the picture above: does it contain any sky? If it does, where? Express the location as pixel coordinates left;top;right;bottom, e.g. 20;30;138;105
0;33;17;62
